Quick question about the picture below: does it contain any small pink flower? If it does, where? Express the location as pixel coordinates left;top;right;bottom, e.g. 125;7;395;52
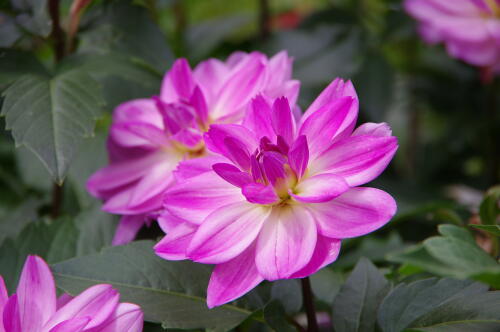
87;51;299;245
0;255;143;332
157;78;398;308
405;0;500;70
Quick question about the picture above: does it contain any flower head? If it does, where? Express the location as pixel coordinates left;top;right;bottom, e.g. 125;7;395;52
0;255;143;332
87;51;299;245
405;0;500;70
157;78;398;307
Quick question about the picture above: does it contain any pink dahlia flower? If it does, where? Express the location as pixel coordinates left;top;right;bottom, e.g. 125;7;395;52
87;51;299;245
405;0;500;70
0;255;143;332
156;78;398;307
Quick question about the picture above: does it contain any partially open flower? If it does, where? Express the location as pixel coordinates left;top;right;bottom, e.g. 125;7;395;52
0;255;143;332
157;78;398;307
87;51;299;245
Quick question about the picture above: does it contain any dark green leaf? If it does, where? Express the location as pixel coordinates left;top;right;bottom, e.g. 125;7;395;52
52;241;257;331
0;197;41;245
0;49;47;88
470;225;500;237
270;279;302;314
0;13;22;47
1;71;105;183
14;0;51;37
310;268;344;304
263;300;296;332
479;186;500;225
332;257;390;332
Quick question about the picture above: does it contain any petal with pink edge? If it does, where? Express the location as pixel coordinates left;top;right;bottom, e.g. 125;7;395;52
265;51;293;90
155;222;197;261
352;122;392;137
16;255;56;331
0;276;7;310
309;187;396;239
271;97;295;145
207;244;263;308
160;58;195;102
193;59;229;106
290;235;341;278
164;172;243;224
256;206;317;280
3;295;21;332
311;135;398;187
112;215;148;246
242;183;280;205
188;202;271;264
242;95;274;139
96;303;143;332
291;173;349;203
213;163;253;187
204;124;258;160
110;122;168;148
112;99;163;130
43;285;119;331
288;135;309;179
174;155;228;181
47;317;90;332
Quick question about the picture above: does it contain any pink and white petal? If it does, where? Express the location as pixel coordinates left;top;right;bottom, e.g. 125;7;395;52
271;97;295;145
47;317;90;332
204;124;258;158
311;135;398;186
110;122;168;149
164;172;243;224
242;95;274;139
291;173;349;203
112;215;148;246
43;285;119;331
16;255;56;331
309;187;397;239
56;295;73;311
112;99;163;130
242;183;280;205
154;222;197;260
213;163;253;188
160;58;195;102
212;55;266;120
188;202;271;264
288;135;309;179
193;59;229;106
101;186;162;215
3;295;21;332
207;244;263;308
265;51;293;90
352;122;392;137
174;155;228;181
0;276;7;311
290;236;341;278
93;303;143;332
301;79;358;123
256;206;317;280
299;96;357;158
225;51;248;68
156;210;185;233
170;128;203;149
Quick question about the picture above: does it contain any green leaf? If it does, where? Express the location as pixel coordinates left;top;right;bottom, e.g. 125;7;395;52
479;186;500;225
263;300;296;332
0;50;47;88
270;279;302;314
13;0;52;37
332;257;390;332
377;278;488;332
0;197;41;245
310;268;344;304
0;13;22;47
1;71;105;183
470;225;500;237
74;203;117;256
52;241;258;331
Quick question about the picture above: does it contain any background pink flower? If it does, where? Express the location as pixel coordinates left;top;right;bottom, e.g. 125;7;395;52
405;0;500;70
87;51;299;245
157;78;398;307
0;255;143;332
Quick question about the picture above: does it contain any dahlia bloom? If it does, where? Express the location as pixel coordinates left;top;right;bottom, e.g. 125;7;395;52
405;0;500;70
87;51;299;245
0;255;143;332
157;78;398;307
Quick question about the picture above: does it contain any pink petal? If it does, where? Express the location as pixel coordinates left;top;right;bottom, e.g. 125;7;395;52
160;58;195;102
112;99;164;131
213;163;253;187
0;276;7;312
204;124;258;159
291;173;349;203
188;202;271;264
154;222;197;260
94;303;143;332
47;317;90;332
193;58;229;106
271;97;295;145
288;135;309;179
311;135;398;187
223;137;251;170
256;206;317;280
190;86;208;124
290;235;341;278
56;295;73;310
212;54;266;120
43;285;119;331
16;255;56;331
265;51;293;91
301;78;358;124
3;295;21;332
164;172;243;224
156;210;185;233
308;187;397;239
173;155;228;181
110;122;168;148
242;95;275;139
262;151;286;185
155;101;195;135
352;122;392;137
170;127;203;148
112;215;148;246
299;96;356;158
242;183;280;205
207;244;263;308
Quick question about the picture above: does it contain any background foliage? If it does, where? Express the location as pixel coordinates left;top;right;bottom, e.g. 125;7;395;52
0;0;499;331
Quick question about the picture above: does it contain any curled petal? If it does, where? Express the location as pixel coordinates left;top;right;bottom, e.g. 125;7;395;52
352;122;392;137
224;137;251;170
112;215;148;246
271;97;295;145
309;187;397;239
242;182;280;205
161;58;195;102
155;222;197;261
242;95;274;139
291;235;341;278
48;317;90;332
291;173;349;203
213;163;253;188
288;135;309;179
94;303;143;332
205;124;258;159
